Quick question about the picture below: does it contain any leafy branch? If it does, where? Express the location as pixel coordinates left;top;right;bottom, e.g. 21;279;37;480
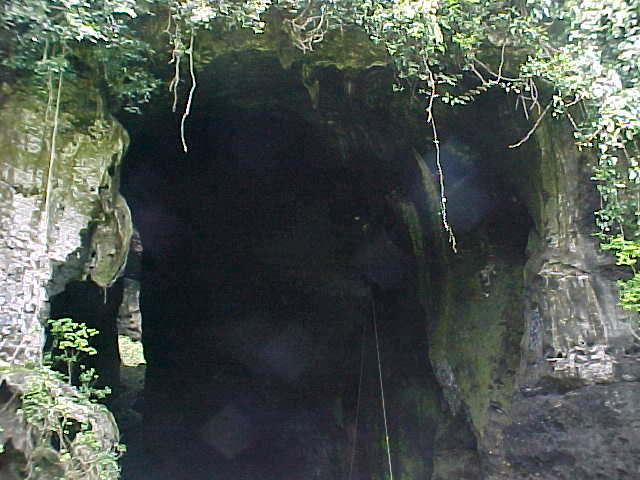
0;318;122;479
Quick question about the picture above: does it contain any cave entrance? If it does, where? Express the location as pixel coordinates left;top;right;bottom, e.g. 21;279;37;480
115;49;534;480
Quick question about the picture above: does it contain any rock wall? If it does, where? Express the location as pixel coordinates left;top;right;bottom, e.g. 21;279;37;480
0;83;131;366
417;107;640;479
480;117;640;479
505;382;640;479
117;229;143;341
521;117;638;388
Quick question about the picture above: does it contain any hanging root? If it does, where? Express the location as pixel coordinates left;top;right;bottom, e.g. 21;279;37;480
167;21;183;113
283;2;327;52
508;101;551;149
423;58;457;253
165;12;197;153
43;51;65;247
180;31;197;153
43;39;54;126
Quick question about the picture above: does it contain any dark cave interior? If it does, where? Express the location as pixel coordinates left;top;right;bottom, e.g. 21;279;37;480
50;51;535;480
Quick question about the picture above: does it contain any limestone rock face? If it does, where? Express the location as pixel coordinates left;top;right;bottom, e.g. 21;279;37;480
117;279;143;341
0;85;131;366
520;118;638;389
478;117;640;479
117;230;143;341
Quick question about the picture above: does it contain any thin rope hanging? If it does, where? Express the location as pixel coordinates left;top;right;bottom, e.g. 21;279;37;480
372;296;394;480
348;319;367;480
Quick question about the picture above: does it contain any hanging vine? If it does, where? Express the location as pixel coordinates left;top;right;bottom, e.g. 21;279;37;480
282;0;328;52
163;0;271;151
42;44;65;245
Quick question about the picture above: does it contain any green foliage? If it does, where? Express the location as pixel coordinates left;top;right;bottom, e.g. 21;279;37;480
601;235;640;312
618;273;640;312
168;0;271;31
519;0;640;239
0;0;158;113
46;317;111;399
48;317;98;367
16;366;124;479
601;235;640;267
0;318;123;479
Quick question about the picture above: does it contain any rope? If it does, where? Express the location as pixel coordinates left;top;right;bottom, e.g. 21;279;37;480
372;296;393;480
348;319;367;480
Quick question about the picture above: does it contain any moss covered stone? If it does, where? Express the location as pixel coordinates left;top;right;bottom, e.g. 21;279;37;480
430;247;524;437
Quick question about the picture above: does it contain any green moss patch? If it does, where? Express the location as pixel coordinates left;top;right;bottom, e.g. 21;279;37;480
430;248;524;436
